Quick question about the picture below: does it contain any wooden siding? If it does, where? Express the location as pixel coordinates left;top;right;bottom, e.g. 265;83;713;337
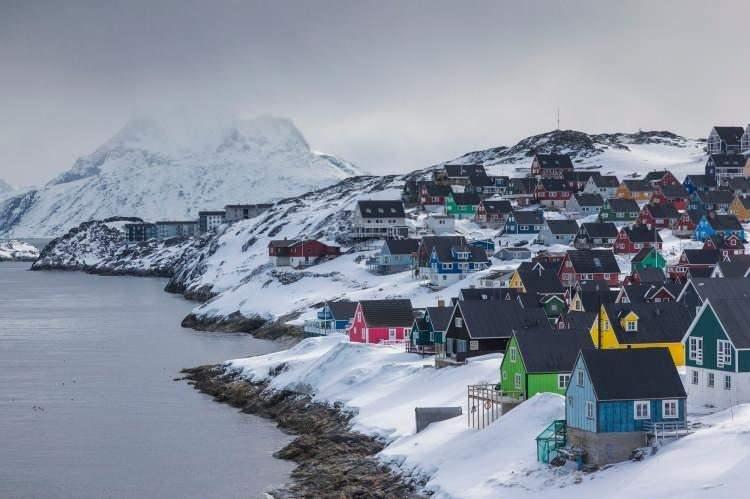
566;356;598;432
598;399;686;433
499;336;526;396
685;304;736;372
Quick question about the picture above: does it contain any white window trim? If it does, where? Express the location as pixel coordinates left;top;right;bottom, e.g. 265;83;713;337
634;400;650;420
688;336;703;365
557;374;570;390
691;369;699;385
577;370;584;386
707;372;715;388
662;399;679;419
724;374;732;391
455;317;463;328
585;401;595;420
509;347;517;362
514;373;522;390
717;339;732;368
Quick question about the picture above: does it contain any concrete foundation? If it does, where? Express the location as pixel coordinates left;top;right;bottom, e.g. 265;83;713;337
415;407;462;433
567;427;646;465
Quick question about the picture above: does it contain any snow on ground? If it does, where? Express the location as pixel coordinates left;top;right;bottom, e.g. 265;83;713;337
229;334;750;499
0;239;40;261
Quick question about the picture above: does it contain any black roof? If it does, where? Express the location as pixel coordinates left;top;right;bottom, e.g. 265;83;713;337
633;267;667;285
359;299;414;327
716;258;750;278
712;126;745;145
682;249;722;265
644;202;679;219
480;199;512;214
456;300;551;339
575;281;618;312
687;267;715;278
642;283;682;301
574;193;604;207
697;190;734;205
580;348;686;401
431;240;488;264
686;278;750;303
728;177;750;193
684;174;716;188
604;198;639;212
567;249;621;274
604;302;695;344
707;213;743;231
580;222;618;239
511;210;544;226
514;327;593;374
468;173;494;187
327;300;358;321
509;177;536;195
708;153;746;167
592;175;620;188
546;219;580;235
643;170;672;183
564;170;600;182
444;164;486;178
623;179;653;192
706;299;750;349
706;234;746;250
517;268;565;295
425;306;453;331
459;287;519;301
419;181;452;197
622;283;679;304
450;192;481;206
419;236;466;263
357;200;406;218
630;246;659;264
535;154;574;170
622;225;663;244
539;178;569;191
658;184;689;198
269;239;300;248
563;311;597;333
384;238;420;255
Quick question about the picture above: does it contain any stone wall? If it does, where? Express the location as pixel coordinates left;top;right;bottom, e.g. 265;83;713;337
568;427;646;465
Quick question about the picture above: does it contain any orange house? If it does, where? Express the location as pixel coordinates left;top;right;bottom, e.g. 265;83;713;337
616;179;654;201
730;195;750;222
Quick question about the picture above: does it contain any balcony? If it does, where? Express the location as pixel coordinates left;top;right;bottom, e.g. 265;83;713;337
303;320;336;336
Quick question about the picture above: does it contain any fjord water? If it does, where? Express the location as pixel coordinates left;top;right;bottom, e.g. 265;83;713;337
0;262;293;498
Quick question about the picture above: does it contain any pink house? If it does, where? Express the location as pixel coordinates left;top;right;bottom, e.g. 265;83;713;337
348;299;414;344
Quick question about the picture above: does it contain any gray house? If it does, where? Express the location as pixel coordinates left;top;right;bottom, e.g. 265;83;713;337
367;239;419;274
536;219;579;246
224;204;273;223
156;221;199;239
566;193;604;217
198;211;226;233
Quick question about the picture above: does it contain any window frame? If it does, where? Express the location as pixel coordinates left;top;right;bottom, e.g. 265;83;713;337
557;374;570;390
688;336;703;365
707;372;715;388
585;401;595;420
662;399;679;419
514;372;522;390
717;339;732;368
634;400;651;420
577;370;584;386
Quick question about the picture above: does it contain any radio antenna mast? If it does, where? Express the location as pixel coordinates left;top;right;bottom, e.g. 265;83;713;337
556;108;560;130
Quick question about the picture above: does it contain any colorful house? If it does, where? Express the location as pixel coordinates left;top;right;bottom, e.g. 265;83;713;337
614;225;663;254
730;195;750;222
673;209;704;238
445;192;481;219
500;327;593;400
475;199;512;227
642;170;679;188
531;153;574;179
574;222;618;249
683;174;716;195
418;181;452;209
637;202;679;230
348;299;414;344
588;302;695;366
535;179;573;208
630;247;666;272
558;249;621;287
689;190;734;212
409;305;453;354
703;234;745;258
427;242;490;287
583;175;620;199
668;249;723;281
536;219;579;246
268;239;341;267
616;282;682;305
565;348;687;465
616;179;654;201
502;210;544;235
694;213;745;241
598;198;640;222
652;183;689;211
566;192;604;217
367;238;419;274
304;300;357;336
704;154;746;185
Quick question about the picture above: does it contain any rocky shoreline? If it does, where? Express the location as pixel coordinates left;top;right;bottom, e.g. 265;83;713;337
182;364;424;499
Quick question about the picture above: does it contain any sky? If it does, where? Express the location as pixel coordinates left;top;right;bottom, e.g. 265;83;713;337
1;0;749;187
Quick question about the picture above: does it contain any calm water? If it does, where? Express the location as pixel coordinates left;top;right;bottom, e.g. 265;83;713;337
0;262;293;499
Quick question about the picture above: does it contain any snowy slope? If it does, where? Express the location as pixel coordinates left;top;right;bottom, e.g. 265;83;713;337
0;239;40;261
227;334;750;499
0;178;15;200
0;115;360;238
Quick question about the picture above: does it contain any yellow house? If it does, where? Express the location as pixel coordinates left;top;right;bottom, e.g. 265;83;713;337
730;195;750;222
508;269;525;291
588;303;692;366
616;180;653;201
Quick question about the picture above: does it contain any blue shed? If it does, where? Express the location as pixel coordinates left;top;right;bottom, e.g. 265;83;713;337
565;348;687;464
502;210;544;235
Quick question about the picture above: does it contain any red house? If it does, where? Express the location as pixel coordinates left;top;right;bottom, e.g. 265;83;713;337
531;154;574;179
637;202;679;230
558;249;621;287
268;239;341;267
667;249;722;281
534;178;573;208
673;210;703;238
652;184;689;211
614;225;663;254
348;299;414;344
703;234;746;258
643;170;679;188
418;181;452;208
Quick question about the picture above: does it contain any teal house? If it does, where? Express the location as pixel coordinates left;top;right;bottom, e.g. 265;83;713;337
445;192;480;219
410;306;453;354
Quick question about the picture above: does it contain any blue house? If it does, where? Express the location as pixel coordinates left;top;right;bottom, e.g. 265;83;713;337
428;244;490;287
468;239;496;257
409;305;453;354
694;213;745;242
502;210;544;235
565;348;686;465
367;239;419;274
303;300;358;336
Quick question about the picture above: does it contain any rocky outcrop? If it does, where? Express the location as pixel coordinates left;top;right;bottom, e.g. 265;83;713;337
182;364;423;498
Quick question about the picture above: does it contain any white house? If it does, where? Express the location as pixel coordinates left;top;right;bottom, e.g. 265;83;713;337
350;200;408;239
425;215;455;235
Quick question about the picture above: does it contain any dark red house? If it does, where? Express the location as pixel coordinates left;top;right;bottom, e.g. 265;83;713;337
614;225;663;254
637;202;679;230
348;299;414;344
268;239;341;267
673;210;704;238
530;154;574;179
667;249;722;281
643;170;679;188
703;234;746;258
558;249;621;287
534;178;573;208
652;184;689;211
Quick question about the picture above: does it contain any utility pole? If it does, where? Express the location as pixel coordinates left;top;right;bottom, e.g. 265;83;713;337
556;108;561;131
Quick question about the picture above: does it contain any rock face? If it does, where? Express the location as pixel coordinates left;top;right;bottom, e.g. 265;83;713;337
182;364;423;498
0;115;360;238
0;239;40;261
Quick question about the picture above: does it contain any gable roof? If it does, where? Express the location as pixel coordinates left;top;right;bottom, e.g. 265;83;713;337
682;249;722;265
580;348;686;401
684;174;716;188
269;239;301;248
697;190;734;205
564;170;600;182
459;287;519;301
480;199;513;214
517;268;565;295
633;267;667;284
580;222;618;238
604;198;639;212
431;242;488;264
514;327;593;373
567;249;621;274
468;173;494;187
535;154;574;170
357;200;406;218
444;164;486;178
707;213;743;231
622;282;680;304
706;299;750;349
623;179;653;192
715;255;750;278
450;191;481;206
658;183;689;198
539;178;569;191
327;300;358;321
708;153;746;168
575;281;618;311
511;210;544;226
545;219;580;235
359;299;414;327
622;225;663;243
573;192;604;207
643;170;672;183
419;181;452;197
604;302;695;345
384;238;419;255
686;278;750;303
630;246;660;264
592;175;620;188
456;300;550;339
644;202;679;219
509;177;536;195
728;177;750;193
425;306;453;331
712;126;745;145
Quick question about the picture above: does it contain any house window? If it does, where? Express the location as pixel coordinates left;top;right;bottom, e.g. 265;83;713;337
558;374;570;390
502;370;507;380
577;370;584;386
725;375;732;390
514;373;522;390
662;400;679;419
602;320;609;331
455;317;463;328
389;328;397;341
688;337;703;364
585;401;595;419
568;396;574;408
717;340;732;368
707;372;715;388
603;273;610;280
626;320;637;332
519;225;529;231
691;370;699;385
509;347;517;362
469;340;479;351
634;400;650;420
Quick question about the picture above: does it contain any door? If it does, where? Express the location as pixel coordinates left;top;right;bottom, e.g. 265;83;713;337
389;328;397;341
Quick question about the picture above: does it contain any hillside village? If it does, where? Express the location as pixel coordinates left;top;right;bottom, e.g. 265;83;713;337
31;124;750;495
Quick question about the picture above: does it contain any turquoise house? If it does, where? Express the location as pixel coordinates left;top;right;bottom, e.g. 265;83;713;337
565;348;686;465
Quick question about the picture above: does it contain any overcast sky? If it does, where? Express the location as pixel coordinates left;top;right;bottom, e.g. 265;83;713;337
1;1;749;186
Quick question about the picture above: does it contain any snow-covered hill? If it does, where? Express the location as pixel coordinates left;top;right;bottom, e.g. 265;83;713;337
0;115;360;238
0;239;40;261
0;179;16;201
446;129;705;180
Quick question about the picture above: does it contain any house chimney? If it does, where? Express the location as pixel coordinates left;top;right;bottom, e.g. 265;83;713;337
437;298;445;308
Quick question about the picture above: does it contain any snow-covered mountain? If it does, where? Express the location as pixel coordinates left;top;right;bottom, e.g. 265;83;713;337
0;179;16;201
0;115;360;238
0;239;40;261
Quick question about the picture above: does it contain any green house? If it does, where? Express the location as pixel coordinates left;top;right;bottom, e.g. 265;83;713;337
630;246;666;272
499;326;593;400
409;306;453;351
598;198;640;222
445;192;480;219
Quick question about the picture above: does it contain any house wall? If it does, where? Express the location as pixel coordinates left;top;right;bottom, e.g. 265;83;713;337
685;367;749;411
598;399;685;433
500;337;527;397
685;305;735;372
528;373;566;397
566;356;597;432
